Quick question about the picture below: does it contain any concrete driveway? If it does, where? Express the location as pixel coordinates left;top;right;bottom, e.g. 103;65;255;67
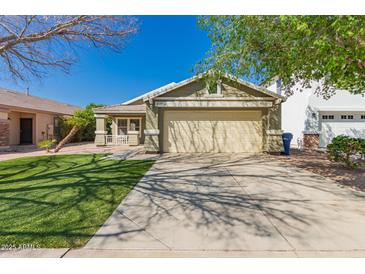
81;153;365;256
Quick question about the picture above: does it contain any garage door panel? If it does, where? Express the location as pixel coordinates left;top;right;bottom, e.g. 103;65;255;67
320;121;365;147
163;110;263;153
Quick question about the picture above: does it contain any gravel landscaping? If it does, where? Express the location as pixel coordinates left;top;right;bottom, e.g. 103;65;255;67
270;149;365;191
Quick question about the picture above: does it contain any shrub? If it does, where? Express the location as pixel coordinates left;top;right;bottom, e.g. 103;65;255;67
359;138;365;160
37;139;56;152
327;135;363;168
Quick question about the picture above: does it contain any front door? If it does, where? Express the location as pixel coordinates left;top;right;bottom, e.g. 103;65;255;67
20;118;33;144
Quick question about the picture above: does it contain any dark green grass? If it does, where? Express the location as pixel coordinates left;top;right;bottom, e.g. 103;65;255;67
0;154;154;248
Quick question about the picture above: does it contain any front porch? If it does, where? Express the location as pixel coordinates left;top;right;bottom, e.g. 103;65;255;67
0;108;60;149
93;104;146;147
104;133;140;146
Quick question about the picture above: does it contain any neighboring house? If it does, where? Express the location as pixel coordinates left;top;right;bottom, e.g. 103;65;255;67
266;79;365;148
93;74;285;153
0;88;79;150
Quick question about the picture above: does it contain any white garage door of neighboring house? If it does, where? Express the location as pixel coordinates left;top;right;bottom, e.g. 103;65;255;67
320;113;365;147
163;110;263;153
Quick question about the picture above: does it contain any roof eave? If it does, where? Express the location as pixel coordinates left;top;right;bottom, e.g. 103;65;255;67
141;73;285;102
142;75;203;102
223;74;286;101
93;110;146;114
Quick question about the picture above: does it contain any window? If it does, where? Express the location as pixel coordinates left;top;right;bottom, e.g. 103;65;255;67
361;115;365;119
322;115;334;120
117;119;128;135
206;79;222;95
348;115;354;120
341;115;347;119
129;119;140;132
117;118;142;135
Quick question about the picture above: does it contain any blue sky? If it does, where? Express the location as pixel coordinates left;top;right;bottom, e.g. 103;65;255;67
0;16;213;108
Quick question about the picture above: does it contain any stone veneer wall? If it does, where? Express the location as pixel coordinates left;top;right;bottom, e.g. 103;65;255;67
303;133;320;149
0;120;10;147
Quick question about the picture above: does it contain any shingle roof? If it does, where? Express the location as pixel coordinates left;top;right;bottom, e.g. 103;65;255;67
0;88;80;115
93;104;146;114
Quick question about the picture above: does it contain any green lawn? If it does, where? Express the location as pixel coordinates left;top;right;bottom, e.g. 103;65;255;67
0;154;154;248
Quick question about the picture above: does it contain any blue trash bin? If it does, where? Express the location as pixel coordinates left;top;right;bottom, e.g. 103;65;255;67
282;132;293;156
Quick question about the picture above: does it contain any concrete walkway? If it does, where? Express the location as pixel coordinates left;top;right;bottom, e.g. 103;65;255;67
0;142;144;161
79;154;365;256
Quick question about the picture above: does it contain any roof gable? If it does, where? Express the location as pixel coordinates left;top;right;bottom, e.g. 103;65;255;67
141;74;285;102
95;73;285;114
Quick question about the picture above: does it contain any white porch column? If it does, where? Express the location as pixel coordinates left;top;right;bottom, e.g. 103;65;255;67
94;114;108;146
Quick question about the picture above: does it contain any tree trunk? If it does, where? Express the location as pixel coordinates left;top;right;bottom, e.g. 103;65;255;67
54;125;79;153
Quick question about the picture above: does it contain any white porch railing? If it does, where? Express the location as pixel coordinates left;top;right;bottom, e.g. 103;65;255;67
105;135;129;145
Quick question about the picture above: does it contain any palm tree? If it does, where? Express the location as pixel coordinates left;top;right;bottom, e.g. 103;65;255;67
54;108;91;153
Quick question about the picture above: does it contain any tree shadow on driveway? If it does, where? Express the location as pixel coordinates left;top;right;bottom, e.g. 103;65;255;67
90;154;365;251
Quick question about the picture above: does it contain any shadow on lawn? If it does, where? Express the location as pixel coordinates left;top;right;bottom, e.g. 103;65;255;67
0;154;154;247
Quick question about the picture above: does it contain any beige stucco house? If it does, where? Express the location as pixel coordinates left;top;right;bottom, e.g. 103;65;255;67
0;88;79;150
93;74;285;153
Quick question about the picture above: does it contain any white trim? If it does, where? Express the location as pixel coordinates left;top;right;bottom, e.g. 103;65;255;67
154;100;273;108
94;114;109;118
154;97;275;101
144;129;159;136
317;106;365;111
105;135;129;146
94;109;146;114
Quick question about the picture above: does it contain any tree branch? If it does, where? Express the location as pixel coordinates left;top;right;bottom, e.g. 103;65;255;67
0;15;137;81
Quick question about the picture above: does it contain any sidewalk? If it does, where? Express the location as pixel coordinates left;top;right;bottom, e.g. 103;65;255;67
2;248;365;258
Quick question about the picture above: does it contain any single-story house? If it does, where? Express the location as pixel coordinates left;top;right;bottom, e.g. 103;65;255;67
93;74;285;153
0;88;79;150
266;79;365;148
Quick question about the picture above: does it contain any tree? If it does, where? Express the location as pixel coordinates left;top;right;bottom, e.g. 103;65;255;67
54;106;94;152
197;16;365;98
78;103;112;141
0;15;137;81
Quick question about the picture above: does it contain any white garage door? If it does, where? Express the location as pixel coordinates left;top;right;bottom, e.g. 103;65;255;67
320;114;365;147
163;110;263;153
